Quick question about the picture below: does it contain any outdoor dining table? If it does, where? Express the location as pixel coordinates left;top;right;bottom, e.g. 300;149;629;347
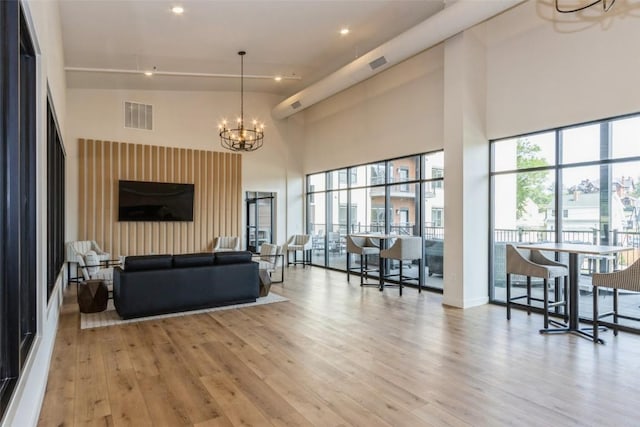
517;242;633;343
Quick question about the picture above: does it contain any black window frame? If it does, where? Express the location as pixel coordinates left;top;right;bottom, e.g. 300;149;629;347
47;95;65;300
305;150;444;292
0;1;38;417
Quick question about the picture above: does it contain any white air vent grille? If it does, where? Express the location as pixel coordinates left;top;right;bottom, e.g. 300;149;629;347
124;101;153;130
369;56;388;70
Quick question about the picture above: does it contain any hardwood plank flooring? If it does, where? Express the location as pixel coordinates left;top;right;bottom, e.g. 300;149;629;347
38;268;640;426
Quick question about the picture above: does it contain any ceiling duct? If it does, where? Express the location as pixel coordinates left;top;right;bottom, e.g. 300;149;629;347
369;56;388;71
272;0;524;120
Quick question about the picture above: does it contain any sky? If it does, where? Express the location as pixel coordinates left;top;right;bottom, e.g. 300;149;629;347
494;115;640;190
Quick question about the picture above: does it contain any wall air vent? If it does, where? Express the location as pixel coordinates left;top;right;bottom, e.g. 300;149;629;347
369;56;388;70
124;101;153;130
291;100;302;110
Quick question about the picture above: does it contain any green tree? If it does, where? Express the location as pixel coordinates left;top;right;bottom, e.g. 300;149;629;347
632;177;640;199
516;139;552;219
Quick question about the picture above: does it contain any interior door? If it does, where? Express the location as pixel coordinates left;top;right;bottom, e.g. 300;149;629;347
246;192;274;253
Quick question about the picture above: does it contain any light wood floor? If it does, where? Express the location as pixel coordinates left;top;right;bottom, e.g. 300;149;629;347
39;268;640;426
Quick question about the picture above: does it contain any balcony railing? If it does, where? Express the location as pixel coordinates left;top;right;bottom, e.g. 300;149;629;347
493;228;640;270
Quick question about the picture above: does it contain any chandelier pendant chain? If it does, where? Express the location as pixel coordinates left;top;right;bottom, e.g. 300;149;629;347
240;51;244;132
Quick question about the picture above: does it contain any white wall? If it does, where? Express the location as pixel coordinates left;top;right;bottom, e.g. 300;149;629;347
1;0;67;426
302;44;444;174
485;0;640;139
442;28;490;308
65;89;298;247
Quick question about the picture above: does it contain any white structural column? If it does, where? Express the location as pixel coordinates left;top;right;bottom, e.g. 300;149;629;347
442;29;490;308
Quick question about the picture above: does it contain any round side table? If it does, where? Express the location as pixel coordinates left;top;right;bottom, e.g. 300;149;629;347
77;279;109;313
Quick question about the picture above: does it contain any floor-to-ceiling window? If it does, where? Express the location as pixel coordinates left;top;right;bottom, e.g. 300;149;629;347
306;151;444;290
490;113;640;331
0;1;38;417
47;97;66;300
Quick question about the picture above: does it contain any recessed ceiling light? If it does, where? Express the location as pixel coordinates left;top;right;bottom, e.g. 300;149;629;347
171;6;184;15
274;76;282;82
340;28;350;35
144;71;153;76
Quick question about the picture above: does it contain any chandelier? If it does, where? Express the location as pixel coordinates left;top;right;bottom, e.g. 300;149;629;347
219;51;265;152
555;0;616;13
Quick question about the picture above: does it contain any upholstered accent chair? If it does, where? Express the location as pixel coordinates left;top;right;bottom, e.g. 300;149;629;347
505;244;569;330
256;243;284;283
66;240;111;283
285;234;312;267
379;236;422;296
591;257;640;342
346;235;380;286
212;236;241;252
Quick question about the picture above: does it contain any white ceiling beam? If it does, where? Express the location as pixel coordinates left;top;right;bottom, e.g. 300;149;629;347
271;0;525;120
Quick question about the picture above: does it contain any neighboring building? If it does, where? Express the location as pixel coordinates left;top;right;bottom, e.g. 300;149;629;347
543;178;639;233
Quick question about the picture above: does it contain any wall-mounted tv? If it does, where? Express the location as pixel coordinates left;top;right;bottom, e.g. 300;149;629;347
118;180;194;222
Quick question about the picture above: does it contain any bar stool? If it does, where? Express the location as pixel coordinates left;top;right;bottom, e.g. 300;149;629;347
592;257;640;343
379;236;422;296
505;244;569;330
285;234;312;267
346;235;380;286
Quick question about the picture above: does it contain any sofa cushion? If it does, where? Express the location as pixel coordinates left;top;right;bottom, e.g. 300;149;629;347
214;251;252;265
124;254;173;272
173;253;215;268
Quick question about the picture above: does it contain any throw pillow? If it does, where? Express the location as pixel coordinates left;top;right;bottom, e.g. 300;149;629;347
84;250;100;277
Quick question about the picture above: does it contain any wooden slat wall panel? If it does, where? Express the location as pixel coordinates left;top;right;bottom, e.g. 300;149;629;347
78;141;86;240
96;141;104;249
206;152;213;248
103;142;112;255
77;139;242;258
86;141;95;242
151;146;159;256
112;142;120;258
128;144;137;256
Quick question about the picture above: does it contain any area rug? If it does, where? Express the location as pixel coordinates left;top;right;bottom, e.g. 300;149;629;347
80;292;288;330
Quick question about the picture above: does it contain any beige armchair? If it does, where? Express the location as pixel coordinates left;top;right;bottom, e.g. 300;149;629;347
256;243;284;283
212;236;241;252
591;257;640;343
66;240;111;284
379;236;422;296
286;234;312;267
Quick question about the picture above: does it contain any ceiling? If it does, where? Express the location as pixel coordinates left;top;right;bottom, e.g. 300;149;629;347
60;0;445;96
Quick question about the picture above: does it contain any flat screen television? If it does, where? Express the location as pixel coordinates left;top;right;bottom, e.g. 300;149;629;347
118;180;194;222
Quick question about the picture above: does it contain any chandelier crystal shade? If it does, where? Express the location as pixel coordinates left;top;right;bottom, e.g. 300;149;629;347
219;51;265;152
